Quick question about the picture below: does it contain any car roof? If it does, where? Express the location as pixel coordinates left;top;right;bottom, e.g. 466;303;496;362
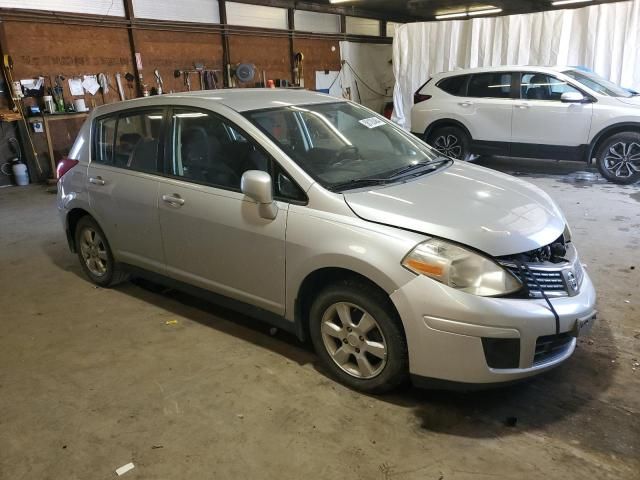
433;65;572;79
92;88;342;116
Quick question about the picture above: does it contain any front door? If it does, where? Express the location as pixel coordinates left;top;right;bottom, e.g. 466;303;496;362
157;107;287;314
511;72;593;158
87;109;167;272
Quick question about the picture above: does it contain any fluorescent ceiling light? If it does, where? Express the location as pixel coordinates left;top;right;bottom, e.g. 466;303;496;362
551;0;592;5
329;0;353;3
468;8;503;16
435;12;468;19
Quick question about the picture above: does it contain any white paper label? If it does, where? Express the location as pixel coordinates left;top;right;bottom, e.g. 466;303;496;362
359;117;386;129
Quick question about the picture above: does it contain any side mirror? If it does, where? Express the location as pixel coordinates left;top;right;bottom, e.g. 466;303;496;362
561;91;587;103
241;170;278;220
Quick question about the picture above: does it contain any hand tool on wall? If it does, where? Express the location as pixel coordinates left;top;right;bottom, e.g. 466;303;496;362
154;69;164;95
98;73;109;104
53;75;65;112
115;73;126;101
184;71;191;91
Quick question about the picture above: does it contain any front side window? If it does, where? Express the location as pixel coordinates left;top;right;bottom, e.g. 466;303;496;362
562;69;633;98
245;102;447;191
467;72;512;98
520;73;580;101
170;109;269;190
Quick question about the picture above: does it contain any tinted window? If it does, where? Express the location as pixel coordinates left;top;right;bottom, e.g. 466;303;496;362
521;73;580;101
114;111;164;172
170;109;269;190
437;75;467;96
468;73;512;98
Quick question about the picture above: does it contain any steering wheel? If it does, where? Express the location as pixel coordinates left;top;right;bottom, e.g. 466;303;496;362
331;145;360;167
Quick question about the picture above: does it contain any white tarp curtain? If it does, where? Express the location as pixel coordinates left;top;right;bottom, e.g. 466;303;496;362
339;41;394;113
392;0;640;130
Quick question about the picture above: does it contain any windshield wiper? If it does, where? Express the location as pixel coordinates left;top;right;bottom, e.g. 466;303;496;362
329;177;391;192
383;157;451;180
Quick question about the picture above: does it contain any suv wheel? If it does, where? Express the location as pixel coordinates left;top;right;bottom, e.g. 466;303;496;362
75;216;129;287
309;280;408;393
595;131;640;184
426;126;471;161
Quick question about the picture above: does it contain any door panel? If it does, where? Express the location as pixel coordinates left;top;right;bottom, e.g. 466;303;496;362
87;109;166;271
87;166;164;271
158;179;287;314
464;72;514;143
511;73;593;146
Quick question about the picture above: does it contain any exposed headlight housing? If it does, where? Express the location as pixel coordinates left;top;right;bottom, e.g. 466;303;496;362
563;223;572;243
402;239;522;297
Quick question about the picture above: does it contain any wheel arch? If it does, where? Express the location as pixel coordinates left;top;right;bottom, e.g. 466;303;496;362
65;208;93;252
588;122;640;162
423;118;472;141
293;267;405;342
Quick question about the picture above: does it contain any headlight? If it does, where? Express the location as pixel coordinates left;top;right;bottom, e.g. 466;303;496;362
563;223;572;243
402;238;522;296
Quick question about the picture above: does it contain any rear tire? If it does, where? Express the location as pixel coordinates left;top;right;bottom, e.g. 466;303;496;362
74;216;129;287
595;131;640;184
309;279;409;394
426;125;472;161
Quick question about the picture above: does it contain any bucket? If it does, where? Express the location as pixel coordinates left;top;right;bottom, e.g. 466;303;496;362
12;162;29;186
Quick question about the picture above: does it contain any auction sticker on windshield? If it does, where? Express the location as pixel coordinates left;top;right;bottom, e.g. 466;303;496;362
359;117;386;129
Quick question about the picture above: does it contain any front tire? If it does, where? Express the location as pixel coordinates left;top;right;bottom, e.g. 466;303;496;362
426;125;472;161
74;216;129;287
595;131;640;184
309;279;409;394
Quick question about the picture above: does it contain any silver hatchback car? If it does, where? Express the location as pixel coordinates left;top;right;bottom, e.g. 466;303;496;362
57;89;597;393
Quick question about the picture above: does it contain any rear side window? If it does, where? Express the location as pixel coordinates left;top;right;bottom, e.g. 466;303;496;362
467;72;512;98
94;110;164;174
437;75;467;96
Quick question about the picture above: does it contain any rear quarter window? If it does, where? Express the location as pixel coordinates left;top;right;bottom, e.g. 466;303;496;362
437;75;468;96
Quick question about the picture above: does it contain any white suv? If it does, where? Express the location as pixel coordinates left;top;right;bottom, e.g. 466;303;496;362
411;65;640;184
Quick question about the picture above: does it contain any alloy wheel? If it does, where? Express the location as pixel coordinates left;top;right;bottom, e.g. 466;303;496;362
603;141;640;178
433;134;463;159
320;302;388;379
79;227;108;277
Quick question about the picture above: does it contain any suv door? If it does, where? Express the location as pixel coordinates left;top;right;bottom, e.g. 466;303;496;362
463;72;514;151
511;72;593;158
88;109;167;272
157;107;290;314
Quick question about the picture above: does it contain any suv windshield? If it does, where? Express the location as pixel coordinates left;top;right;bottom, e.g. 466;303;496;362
563;69;633;98
244;102;448;191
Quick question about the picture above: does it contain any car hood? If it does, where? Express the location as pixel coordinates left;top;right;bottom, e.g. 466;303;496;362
343;162;566;257
616;96;640;106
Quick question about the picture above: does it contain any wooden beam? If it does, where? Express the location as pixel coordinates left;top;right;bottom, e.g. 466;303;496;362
219;0;231;87
287;8;295;85
123;0;143;97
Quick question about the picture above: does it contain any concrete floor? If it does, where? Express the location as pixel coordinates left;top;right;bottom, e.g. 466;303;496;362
0;159;638;479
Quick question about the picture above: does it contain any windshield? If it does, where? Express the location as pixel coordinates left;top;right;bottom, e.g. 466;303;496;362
244;102;447;191
563;69;633;98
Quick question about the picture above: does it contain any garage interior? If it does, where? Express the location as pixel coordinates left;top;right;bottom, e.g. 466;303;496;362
0;0;638;479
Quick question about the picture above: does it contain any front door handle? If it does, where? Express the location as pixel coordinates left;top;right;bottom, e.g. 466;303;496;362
89;176;105;186
459;101;473;107
515;102;530;109
162;194;185;207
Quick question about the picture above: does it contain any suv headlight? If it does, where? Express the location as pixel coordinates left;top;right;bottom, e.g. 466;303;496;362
402;238;522;297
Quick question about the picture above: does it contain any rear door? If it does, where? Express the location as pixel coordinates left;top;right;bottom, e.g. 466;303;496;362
156;107;289;314
87;108;167;272
511;72;593;158
463;71;514;149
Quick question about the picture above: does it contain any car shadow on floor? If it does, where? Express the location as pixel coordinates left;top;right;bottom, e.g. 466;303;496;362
114;273;620;455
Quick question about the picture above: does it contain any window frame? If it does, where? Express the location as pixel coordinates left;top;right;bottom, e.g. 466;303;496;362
517;71;594;102
164;106;308;205
91;106;169;175
466;72;517;100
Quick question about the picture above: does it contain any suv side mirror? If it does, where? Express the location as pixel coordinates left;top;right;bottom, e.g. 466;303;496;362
561;91;587;103
241;170;278;220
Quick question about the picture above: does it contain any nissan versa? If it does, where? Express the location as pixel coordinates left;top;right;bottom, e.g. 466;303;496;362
57;89;597;393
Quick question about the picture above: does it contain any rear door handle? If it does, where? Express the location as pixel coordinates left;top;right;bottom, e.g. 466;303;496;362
89;176;105;186
162;194;185;207
459;101;473;107
515;102;530;109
